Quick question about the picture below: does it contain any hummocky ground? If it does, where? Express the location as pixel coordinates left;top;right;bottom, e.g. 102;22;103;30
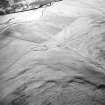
0;0;105;105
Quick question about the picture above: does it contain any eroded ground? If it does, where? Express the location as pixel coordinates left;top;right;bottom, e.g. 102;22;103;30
0;0;105;105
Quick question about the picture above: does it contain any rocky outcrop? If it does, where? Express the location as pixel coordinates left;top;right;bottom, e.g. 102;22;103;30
0;0;62;15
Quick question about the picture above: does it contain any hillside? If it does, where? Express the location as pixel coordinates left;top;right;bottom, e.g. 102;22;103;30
0;0;105;105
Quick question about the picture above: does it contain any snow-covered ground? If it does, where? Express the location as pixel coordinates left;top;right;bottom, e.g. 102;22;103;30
0;0;105;105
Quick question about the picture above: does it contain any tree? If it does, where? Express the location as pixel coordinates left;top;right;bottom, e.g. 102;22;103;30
0;0;9;9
